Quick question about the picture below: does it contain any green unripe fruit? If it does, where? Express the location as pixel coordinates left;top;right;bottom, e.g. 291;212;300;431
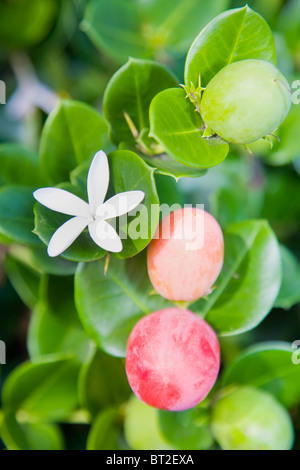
200;59;292;144
124;396;174;450
211;387;294;450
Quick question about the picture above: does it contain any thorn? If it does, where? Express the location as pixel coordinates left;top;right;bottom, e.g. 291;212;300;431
104;253;110;276
244;144;253;156
123;111;139;139
270;133;280;143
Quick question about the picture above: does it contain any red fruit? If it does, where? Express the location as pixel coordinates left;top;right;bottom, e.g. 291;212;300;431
125;308;220;411
147;208;224;301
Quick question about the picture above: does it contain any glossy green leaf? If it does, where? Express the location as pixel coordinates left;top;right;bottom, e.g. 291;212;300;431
275;245;300;309
82;0;151;63
75;252;170;357
124;396;174;450
0;0;58;48
185;6;277;87
38;274;87;333
143;154;208;180
223;342;300;408
28;304;91;363
78;348;130;416
0;144;45;187
158;407;213;450
155;174;184;207
140;0;231;54
2;355;80;422
4;254;40;310
0;412;64;450
150;88;229;168
87;408;122;450
0;186;40;246
39;99;109;185
277;0;300;49
27;274;90;362
103;58;177;146
108;150;160;258
192;220;282;335
8;245;78;277
261;171;300;240
209;157;265;227
82;0;230;63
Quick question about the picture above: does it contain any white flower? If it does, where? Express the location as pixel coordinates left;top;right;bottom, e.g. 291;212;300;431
33;150;145;257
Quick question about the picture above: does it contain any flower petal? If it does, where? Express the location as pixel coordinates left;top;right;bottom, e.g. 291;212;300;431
87;150;109;214
33;188;90;217
96;190;145;219
47;216;91;257
89;219;123;253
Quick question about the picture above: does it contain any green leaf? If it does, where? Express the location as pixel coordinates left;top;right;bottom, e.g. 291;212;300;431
154;174;184;207
191;220;282;335
149;88;229;168
140;0;231;54
27;274;90;362
39;99;109;185
2;355;80;422
275;245;300;309
82;0;151;63
78;348;130;416
209;157;265;227
261;171;300;240
28;304;91;363
108;150;160;258
82;0;230;63
37;274;82;327
124;396;174;450
0;411;64;450
184;6;277;88
87;408;122;450
3;254;40;310
223;342;300;409
103;58;177;146
158;407;213;450
0;144;45;187
277;0;300;49
0;0;58;48
8;245;78;277
75;252;170;357
143;154;208;180
0;185;40;246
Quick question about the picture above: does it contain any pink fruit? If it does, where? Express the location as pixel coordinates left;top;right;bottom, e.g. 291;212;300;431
125;308;220;411
147;208;224;301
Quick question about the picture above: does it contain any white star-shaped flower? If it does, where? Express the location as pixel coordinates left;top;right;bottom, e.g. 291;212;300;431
33;150;145;257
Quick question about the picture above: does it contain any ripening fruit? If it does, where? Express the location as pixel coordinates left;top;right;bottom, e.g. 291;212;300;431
200;59;292;144
124;395;174;450
212;387;294;450
125;308;220;411
147;208;224;301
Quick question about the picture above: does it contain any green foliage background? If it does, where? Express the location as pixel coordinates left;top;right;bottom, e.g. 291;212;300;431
0;0;300;450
